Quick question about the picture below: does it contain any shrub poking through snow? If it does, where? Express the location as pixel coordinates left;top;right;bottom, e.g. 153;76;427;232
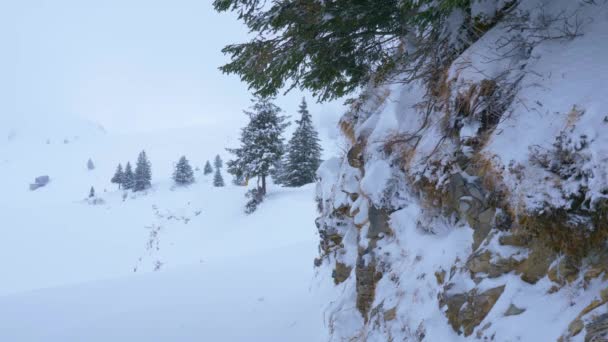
89;186;95;198
213;168;225;187
29;175;50;191
244;187;264;214
173;156;195;185
87;158;95;170
203;161;213;175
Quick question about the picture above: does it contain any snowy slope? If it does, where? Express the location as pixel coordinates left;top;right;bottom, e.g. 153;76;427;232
0;115;333;340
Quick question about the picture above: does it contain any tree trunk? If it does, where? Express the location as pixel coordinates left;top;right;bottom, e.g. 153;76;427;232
261;175;267;195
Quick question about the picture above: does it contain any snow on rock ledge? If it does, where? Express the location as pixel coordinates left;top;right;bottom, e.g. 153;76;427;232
315;1;608;340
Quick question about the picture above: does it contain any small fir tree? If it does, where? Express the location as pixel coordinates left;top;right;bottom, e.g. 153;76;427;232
173;156;195;185
283;98;323;187
123;162;135;190
111;163;124;189
203;161;213;175
87;158;95;170
133;151;152;192
213;168;225;187
89;186;95;198
214;154;223;169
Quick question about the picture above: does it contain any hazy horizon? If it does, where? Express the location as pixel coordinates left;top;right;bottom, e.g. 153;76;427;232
1;0;343;136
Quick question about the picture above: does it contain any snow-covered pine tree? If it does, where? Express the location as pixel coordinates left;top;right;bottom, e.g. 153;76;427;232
123;162;135;190
133;151;152;192
214;154;223;169
283;98;323;187
204;161;213;175
227;97;289;196
89;186;95;198
270;154;288;185
87;158;95;170
111;163;124;189
173;156;195;185
213;168;225;187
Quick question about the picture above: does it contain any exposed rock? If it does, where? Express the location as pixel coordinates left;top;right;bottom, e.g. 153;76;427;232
332;262;352;284
445;285;505;336
548;257;580;285
517;240;555;284
570;318;584;337
585;313;608;342
467;250;521;278
504;304;526;316
347;142;365;168
356;254;382;320
383;307;397;322
435;269;446;285
367;206;392;239
499;234;528;247
472;208;495;250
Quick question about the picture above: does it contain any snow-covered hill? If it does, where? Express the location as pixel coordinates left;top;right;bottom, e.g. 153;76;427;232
0;116;333;341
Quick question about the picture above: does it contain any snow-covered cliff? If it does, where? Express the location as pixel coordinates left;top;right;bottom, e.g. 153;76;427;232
315;1;608;340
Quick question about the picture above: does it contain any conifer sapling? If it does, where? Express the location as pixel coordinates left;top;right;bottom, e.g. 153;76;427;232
173;156;195;185
204;161;213;175
111;163;125;189
133;151;152;192
213;168;225;187
123;162;135;190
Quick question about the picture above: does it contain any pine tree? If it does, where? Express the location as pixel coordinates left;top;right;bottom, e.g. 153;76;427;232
133;151;152;192
213;0;468;101
227;97;289;196
111;163;124;189
89;186;95;198
87;158;95;170
271;154;288;185
283;98;323;187
204;161;213;175
214;154;223;169
123;162;134;190
213;168;225;187
173;156;195;185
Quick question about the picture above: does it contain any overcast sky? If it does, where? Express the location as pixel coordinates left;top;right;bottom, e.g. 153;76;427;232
1;0;343;136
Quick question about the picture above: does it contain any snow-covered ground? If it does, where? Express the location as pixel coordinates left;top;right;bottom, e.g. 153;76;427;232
0;117;332;341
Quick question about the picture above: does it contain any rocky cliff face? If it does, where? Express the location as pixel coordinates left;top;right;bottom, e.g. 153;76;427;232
315;1;608;340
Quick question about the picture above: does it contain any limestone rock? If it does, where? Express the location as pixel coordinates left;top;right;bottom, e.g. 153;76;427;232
347;143;364;168
548;257;580;285
383;307;397;322
517;240;555;284
367;206;391;239
356;255;382;320
435;269;446;285
499;234;528;247
570;318;584;337
445;285;505;336
332;262;352;285
504;304;526;316
467;250;521;278
585;313;608;342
